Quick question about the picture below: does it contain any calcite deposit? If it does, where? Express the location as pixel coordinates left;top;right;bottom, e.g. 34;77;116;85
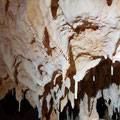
1;0;120;120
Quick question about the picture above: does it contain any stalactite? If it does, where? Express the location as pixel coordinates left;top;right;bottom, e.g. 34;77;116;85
66;107;69;120
37;99;42;118
57;110;60;120
46;94;51;112
60;95;68;112
18;100;21;112
1;0;120;120
68;91;74;109
111;66;113;75
93;76;95;81
104;55;107;59
61;56;70;82
75;80;78;99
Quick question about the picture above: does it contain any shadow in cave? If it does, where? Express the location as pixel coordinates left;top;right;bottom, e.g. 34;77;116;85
0;89;39;120
112;107;120;120
97;97;120;120
60;100;79;120
96;96;108;119
112;108;117;120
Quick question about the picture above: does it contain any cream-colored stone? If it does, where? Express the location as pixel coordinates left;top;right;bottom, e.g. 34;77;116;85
1;0;120;119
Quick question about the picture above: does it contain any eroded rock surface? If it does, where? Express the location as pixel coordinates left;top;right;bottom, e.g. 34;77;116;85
1;0;120;120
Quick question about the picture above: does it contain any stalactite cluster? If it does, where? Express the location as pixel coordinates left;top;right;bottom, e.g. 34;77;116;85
0;0;120;120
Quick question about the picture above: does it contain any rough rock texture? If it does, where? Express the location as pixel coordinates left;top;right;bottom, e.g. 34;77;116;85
1;0;120;120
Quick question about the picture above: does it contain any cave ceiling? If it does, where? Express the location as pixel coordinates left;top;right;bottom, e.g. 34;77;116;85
0;0;120;120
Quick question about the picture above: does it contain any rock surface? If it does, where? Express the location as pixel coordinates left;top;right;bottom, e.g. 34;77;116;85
0;0;120;119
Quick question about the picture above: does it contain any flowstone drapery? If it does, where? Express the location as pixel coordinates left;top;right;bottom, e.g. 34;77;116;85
1;0;120;119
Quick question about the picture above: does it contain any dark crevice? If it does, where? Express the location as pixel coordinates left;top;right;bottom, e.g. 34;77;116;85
0;89;39;120
14;61;22;85
43;27;53;56
106;0;113;6
112;108;120;120
96;97;108;119
67;45;76;93
31;39;36;44
5;0;9;13
37;64;43;75
51;0;59;19
74;20;99;34
60;100;79;120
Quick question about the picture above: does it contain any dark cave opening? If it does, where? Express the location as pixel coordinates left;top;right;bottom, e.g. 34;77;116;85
111;107;120;120
0;89;39;120
96;96;108;119
96;97;120;120
60;100;79;120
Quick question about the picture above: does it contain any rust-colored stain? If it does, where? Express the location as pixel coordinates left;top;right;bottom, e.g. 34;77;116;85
76;58;120;112
43;71;60;97
51;0;59;19
31;39;36;44
43;27;52;56
74;20;99;34
5;0;15;21
14;61;22;85
106;0;113;6
5;0;9;13
37;64;43;75
38;58;120;117
112;39;120;56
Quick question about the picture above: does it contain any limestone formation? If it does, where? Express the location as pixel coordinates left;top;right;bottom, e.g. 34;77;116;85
0;0;120;119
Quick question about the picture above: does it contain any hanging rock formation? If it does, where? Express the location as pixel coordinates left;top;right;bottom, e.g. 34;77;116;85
0;0;120;120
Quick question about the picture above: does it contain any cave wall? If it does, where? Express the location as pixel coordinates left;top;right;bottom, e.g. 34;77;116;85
0;0;120;120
